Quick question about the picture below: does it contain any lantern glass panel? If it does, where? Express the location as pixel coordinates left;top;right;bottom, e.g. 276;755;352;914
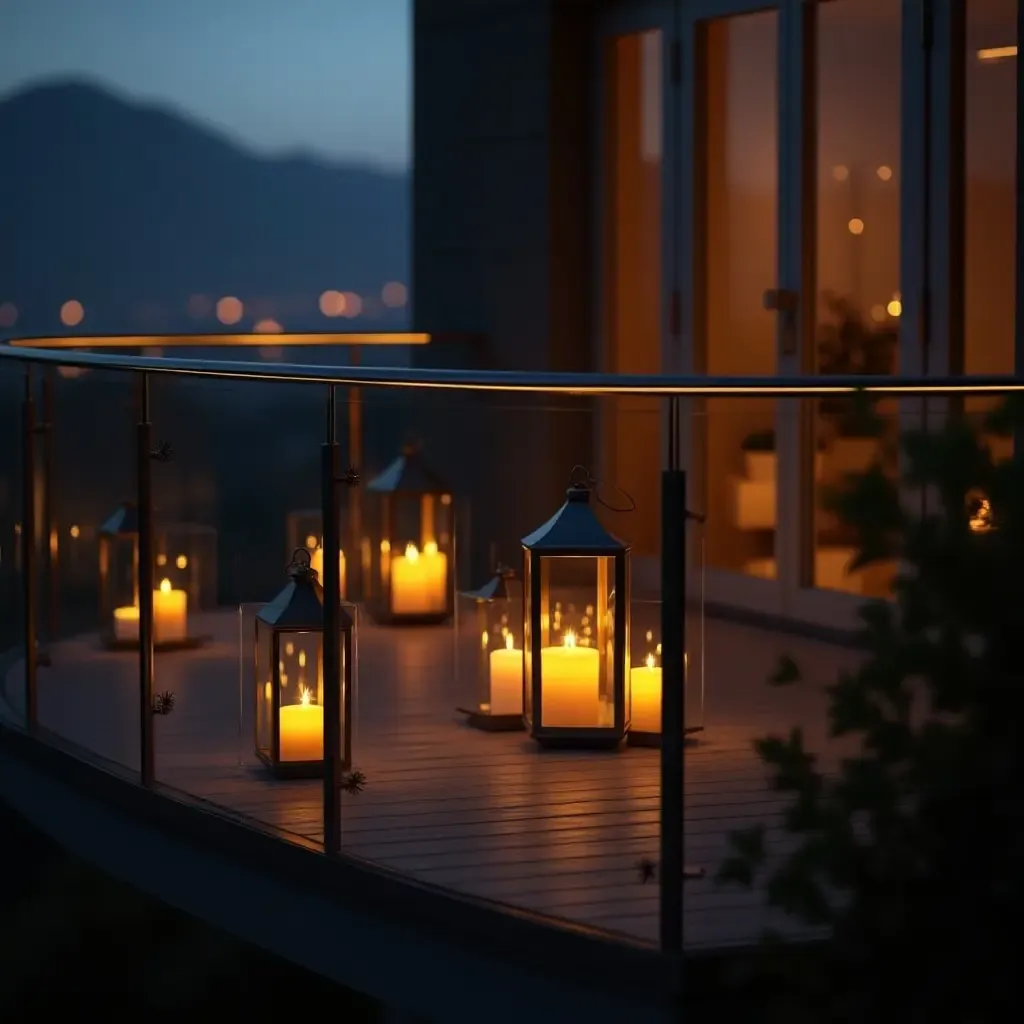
254;616;274;759
523;555;533;722
455;580;523;718
154;522;217;610
284;509;348;597
627;528;706;742
100;531;140;642
533;554;621;730
369;492;454;619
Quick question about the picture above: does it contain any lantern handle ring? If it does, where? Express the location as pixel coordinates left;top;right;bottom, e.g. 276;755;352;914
567;464;636;514
287;547;319;581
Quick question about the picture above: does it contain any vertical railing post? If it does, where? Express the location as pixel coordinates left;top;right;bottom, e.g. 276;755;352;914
660;395;686;955
322;384;343;856
21;368;38;728
347;347;363;600
137;373;155;785
41;367;58;648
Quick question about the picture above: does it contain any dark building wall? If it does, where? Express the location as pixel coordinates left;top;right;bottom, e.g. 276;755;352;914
412;0;596;583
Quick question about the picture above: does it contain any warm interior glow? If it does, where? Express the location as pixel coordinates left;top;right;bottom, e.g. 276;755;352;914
563;629;577;649
887;298;902;317
424;540;438;556
69;524;80;538
160;578;171;593
645;652;656;670
505;633;514;651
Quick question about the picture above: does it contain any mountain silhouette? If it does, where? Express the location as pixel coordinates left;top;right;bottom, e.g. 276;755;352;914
0;80;409;332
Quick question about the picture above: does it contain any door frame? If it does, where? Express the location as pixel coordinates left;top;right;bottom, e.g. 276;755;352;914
592;0;678;594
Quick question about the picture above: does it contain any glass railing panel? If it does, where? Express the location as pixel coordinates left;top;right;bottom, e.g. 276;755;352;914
33;366;141;773
0;359;26;728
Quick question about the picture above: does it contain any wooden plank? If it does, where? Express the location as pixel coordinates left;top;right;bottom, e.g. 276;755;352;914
3;609;860;952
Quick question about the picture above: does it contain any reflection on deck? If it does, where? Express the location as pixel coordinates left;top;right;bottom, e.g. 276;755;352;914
2;611;858;951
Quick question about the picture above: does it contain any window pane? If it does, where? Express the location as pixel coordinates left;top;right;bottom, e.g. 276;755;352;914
812;0;901;598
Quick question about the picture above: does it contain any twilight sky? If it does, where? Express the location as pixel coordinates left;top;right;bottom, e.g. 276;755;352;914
0;0;410;168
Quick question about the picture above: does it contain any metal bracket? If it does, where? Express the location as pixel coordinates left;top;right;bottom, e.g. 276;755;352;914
336;465;360;486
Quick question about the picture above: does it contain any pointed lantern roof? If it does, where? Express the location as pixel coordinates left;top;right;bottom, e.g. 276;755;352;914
366;443;450;496
522;485;629;553
98;501;140;537
257;549;354;631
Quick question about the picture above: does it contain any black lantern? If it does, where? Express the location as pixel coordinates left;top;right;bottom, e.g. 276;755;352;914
455;566;525;731
522;481;630;747
254;549;355;779
365;443;454;624
98;502;208;651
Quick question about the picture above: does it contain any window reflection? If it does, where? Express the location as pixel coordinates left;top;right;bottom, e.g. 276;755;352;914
965;0;1017;462
812;0;900;598
698;10;779;580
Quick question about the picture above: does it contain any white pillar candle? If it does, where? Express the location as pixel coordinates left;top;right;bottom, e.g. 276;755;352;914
310;545;347;598
390;542;448;615
630;653;662;733
540;630;600;728
113;605;139;642
153;578;188;643
278;686;324;762
488;633;523;716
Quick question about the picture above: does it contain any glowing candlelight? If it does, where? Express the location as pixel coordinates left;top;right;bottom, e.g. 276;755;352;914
488;632;523;716
540;629;600;727
278;684;324;762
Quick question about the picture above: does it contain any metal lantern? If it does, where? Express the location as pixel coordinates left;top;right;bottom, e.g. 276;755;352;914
522;481;630;747
365;443;454;625
98;501;208;651
254;549;355;779
455;566;525;731
285;508;347;598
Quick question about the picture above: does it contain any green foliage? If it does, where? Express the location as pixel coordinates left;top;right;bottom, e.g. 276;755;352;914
717;395;1024;1022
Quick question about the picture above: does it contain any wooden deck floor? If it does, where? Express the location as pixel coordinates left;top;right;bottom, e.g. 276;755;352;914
2;609;860;952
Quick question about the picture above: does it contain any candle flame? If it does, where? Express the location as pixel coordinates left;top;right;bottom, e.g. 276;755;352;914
645;652;656;670
159;578;171;593
299;685;312;706
563;629;577;648
405;542;419;562
424;540;438;556
505;633;514;650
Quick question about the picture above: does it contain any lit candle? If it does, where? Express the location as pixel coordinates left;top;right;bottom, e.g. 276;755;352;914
390;542;448;615
488;633;523;716
630;653;662;733
113;605;139;642
540;630;600;728
278;685;324;762
310;544;347;597
154;578;188;643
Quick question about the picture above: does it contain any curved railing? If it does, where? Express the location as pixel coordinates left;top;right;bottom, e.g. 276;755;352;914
0;333;1015;964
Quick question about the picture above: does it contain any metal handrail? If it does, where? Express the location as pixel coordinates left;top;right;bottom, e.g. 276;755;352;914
1;339;1023;396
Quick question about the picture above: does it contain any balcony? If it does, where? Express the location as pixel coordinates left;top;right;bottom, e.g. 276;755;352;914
0;337;1014;1022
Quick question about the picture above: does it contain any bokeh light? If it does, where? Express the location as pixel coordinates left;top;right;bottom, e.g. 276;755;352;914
60;300;85;326
381;281;408;308
216;296;244;325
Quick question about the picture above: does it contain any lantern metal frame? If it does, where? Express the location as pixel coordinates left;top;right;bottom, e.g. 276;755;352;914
254;549;355;780
285;507;349;599
455;566;525;732
522;483;631;749
97;501;208;652
365;444;455;626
